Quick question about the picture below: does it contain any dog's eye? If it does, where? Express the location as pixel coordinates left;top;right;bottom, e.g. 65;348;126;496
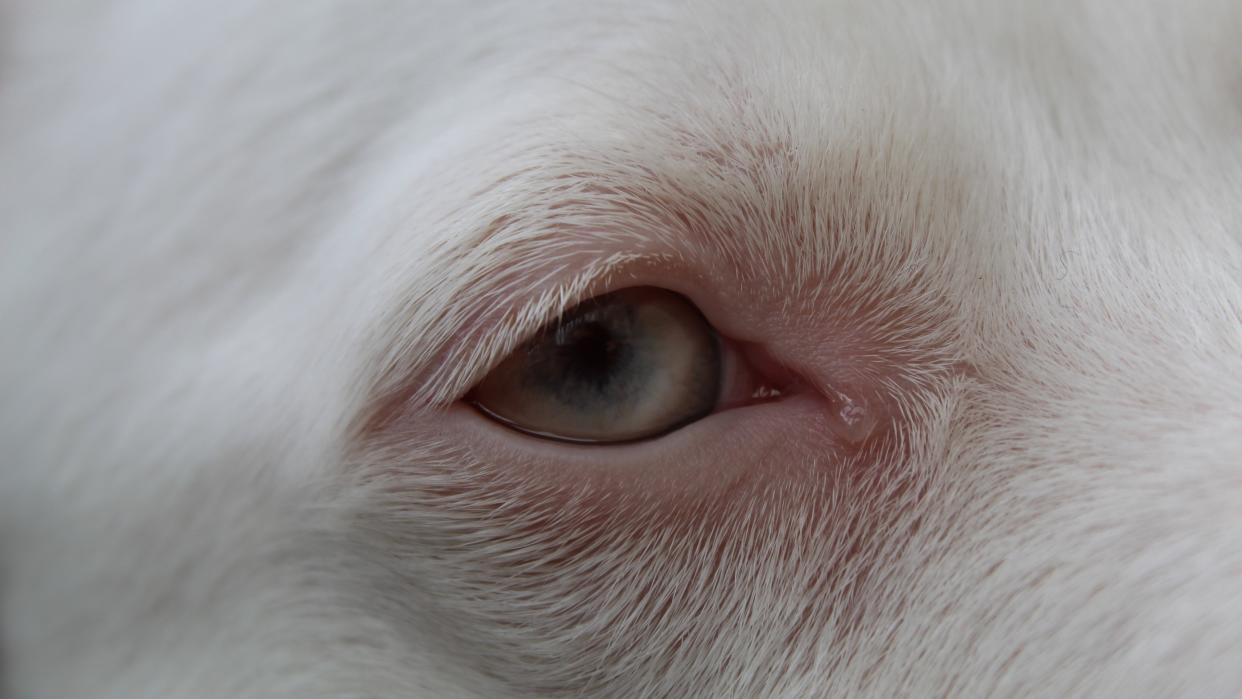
470;288;721;444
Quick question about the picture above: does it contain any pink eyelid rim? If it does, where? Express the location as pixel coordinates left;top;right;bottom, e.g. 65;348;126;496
716;335;803;410
711;334;894;446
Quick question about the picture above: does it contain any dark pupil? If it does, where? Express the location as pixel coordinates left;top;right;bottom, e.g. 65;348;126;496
554;321;623;391
523;302;639;404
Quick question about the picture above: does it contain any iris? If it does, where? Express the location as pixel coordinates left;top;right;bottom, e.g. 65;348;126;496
471;288;721;443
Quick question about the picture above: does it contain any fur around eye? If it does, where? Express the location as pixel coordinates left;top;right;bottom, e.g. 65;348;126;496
469;288;721;444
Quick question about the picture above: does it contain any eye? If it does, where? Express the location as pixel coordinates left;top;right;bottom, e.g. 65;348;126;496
469;288;722;444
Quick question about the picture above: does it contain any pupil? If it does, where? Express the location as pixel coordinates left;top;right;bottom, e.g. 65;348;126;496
557;321;625;391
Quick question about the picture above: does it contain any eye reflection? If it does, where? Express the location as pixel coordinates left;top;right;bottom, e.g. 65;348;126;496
469;288;721;444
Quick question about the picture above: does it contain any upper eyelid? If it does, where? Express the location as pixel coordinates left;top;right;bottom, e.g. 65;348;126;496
370;148;754;415
358;161;703;437
366;131;873;423
389;252;652;412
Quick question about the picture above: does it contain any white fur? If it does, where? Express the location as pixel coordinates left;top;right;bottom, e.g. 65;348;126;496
3;1;1242;697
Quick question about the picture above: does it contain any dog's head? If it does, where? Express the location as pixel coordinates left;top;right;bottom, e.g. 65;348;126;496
3;2;1241;697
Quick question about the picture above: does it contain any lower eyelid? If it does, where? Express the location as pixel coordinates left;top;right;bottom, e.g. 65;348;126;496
448;389;842;499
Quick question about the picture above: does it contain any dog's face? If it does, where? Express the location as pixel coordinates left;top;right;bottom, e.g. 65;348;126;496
3;1;1242;697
